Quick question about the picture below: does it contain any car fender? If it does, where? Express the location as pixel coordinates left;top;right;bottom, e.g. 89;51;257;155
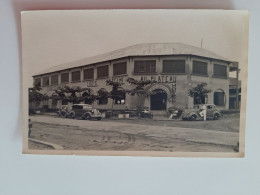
188;111;199;118
69;111;75;117
83;111;91;117
213;111;222;117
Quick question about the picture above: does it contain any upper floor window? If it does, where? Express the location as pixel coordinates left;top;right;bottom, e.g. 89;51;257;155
71;71;81;82
97;65;109;78
113;62;127;76
61;72;69;83
214;64;227;78
134;60;156;74
42;76;49;86
162;60;185;74
192;60;208;76
34;78;41;87
51;75;58;85
84;68;94;80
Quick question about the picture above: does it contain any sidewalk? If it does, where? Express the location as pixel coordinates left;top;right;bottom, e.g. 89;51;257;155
36;112;174;121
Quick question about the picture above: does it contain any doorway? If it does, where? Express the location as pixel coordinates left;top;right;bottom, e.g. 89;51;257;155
150;89;167;110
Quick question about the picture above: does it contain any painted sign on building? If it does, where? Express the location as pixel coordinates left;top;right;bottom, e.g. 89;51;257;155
140;75;176;83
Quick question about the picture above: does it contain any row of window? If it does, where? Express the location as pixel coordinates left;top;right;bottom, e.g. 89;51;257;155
133;60;227;78
34;60;227;86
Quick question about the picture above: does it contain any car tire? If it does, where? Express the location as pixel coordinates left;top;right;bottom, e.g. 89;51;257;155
70;113;75;119
190;115;197;121
85;114;91;120
213;113;220;120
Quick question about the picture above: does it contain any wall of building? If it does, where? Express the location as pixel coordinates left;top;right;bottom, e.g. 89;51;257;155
33;55;231;111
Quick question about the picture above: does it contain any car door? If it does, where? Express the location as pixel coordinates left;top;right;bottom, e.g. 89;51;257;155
75;107;84;117
206;105;214;118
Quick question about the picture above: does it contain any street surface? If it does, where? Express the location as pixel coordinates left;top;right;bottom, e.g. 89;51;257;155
28;115;239;152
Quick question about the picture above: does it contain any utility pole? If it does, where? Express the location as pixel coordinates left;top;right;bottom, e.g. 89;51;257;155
201;38;203;48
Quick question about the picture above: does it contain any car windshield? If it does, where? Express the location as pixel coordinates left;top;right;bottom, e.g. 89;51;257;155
72;105;83;109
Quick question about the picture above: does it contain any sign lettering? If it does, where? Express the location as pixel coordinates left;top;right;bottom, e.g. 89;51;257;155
140;75;176;83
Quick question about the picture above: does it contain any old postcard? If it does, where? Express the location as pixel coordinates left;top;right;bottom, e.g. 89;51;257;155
22;9;249;157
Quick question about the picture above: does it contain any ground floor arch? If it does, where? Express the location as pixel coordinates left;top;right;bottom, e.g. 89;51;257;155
150;89;167;110
214;89;226;107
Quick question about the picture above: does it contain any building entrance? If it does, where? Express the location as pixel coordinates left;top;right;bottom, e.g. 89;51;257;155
150;89;167;110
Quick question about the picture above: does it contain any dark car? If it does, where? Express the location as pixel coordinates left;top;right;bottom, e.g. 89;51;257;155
140;107;153;118
57;105;70;118
182;104;222;121
68;104;102;120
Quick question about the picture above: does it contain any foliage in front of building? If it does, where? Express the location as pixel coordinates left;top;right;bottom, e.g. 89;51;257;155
29;86;48;103
29;77;161;113
126;77;157;97
188;83;212;104
54;86;95;104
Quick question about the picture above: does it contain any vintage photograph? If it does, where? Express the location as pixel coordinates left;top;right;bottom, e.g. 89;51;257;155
22;10;249;157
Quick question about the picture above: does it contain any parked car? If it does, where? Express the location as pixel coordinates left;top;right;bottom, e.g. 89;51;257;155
168;107;184;119
68;104;102;120
57;105;70;118
182;104;222;121
140;107;153;119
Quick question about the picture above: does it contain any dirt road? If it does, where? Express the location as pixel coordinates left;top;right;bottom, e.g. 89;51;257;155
28;115;239;152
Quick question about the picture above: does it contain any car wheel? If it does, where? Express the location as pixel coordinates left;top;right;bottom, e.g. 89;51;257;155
70;113;75;119
85;114;91;120
213;113;220;120
190;115;197;121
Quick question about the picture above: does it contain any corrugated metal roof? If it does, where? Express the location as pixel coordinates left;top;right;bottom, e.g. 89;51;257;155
34;43;231;76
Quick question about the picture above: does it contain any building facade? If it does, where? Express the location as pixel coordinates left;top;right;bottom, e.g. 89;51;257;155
31;43;240;111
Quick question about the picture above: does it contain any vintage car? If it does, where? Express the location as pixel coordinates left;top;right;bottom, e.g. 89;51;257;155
182;104;222;121
68;104;102;120
140;107;153;119
57;105;70;118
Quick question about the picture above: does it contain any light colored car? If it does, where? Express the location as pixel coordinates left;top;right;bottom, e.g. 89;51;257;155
182;104;222;121
69;104;102;120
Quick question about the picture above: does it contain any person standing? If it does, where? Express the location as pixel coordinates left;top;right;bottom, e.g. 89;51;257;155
201;104;207;121
28;119;32;137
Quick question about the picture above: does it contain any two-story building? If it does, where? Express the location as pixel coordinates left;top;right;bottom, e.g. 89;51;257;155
31;43;240;112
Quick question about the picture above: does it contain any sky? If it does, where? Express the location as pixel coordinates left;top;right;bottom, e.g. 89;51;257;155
21;10;249;86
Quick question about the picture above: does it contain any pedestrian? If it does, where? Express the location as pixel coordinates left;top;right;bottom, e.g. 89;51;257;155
28;119;32;137
200;105;207;121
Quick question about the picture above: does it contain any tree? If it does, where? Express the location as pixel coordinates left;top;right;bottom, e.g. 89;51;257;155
55;86;94;104
188;83;212;104
106;79;125;109
29;86;49;103
126;78;157;97
96;88;109;105
126;77;157;111
81;88;96;105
